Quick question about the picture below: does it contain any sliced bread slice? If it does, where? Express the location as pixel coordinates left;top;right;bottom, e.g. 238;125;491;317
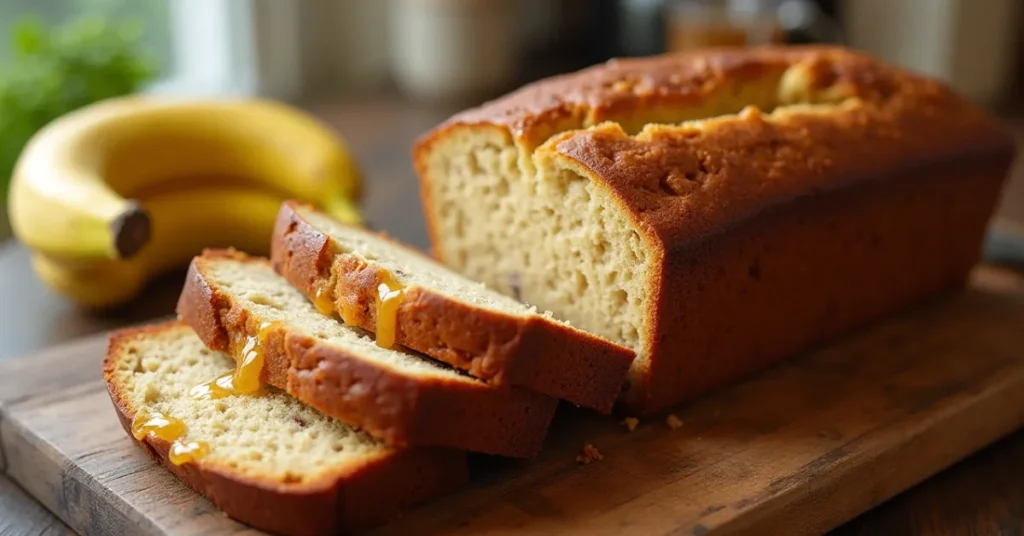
104;321;467;536
270;201;636;413
176;249;558;458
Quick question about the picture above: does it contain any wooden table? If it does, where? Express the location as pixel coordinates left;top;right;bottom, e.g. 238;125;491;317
1;97;1023;535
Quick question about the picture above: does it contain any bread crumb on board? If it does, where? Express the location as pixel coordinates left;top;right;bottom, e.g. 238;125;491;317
576;444;603;465
620;417;639;432
666;414;684;429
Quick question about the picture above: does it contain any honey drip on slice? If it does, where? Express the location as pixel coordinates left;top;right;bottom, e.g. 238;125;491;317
131;408;209;466
190;321;280;400
188;374;234;400
313;284;335;316
374;271;405;349
168;440;210;465
131;408;187;441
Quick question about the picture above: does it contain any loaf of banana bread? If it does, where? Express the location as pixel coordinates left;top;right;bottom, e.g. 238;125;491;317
414;46;1017;414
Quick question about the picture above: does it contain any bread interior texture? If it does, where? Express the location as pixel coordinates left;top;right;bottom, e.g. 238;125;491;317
298;206;534;315
203;257;470;379
420;61;852;381
109;325;387;486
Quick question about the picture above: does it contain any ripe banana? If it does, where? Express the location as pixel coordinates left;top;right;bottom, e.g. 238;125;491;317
9;95;363;263
32;187;292;309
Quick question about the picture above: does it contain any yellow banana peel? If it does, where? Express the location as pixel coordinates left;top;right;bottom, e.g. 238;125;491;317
31;187;331;309
10;95;364;263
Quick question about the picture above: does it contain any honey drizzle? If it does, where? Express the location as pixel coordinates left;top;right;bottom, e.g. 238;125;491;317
130;408;210;466
190;321;280;400
168;440;210;465
131;408;186;441
374;271;405;349
313;284;335;316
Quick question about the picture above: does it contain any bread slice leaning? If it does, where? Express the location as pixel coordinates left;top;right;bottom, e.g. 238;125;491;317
177;249;558;458
270;201;636;413
104;321;467;536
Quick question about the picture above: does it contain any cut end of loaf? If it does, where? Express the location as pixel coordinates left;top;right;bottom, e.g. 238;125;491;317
419;124;654;350
419;129;656;395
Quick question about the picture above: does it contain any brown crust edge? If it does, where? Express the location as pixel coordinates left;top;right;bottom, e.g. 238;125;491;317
102;321;468;535
176;251;558;458
269;201;636;413
631;152;1014;414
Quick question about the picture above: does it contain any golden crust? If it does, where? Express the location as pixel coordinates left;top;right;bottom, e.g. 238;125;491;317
103;321;468;535
419;45;1007;145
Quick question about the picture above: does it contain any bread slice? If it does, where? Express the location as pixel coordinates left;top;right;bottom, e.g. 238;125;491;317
270;201;635;413
176;249;558;458
104;321;467;536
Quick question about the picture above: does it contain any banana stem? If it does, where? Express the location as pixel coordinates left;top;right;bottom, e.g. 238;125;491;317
110;201;152;258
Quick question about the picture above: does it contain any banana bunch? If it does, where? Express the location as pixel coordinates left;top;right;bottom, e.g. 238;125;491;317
8;96;364;308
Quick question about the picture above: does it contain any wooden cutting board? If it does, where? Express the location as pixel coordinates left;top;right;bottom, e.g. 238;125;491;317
2;265;1023;536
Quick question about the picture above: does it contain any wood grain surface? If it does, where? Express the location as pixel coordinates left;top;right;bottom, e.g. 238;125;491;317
0;266;1022;536
832;432;1024;535
0;477;74;536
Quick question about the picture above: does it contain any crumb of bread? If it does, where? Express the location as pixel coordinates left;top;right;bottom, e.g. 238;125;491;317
576;444;603;465
666;414;684;429
620;417;639;432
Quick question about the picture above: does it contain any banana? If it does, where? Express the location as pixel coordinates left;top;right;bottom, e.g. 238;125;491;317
9;95;363;263
32;187;293;309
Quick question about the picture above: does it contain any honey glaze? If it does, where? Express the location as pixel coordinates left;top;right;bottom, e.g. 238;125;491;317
130;408;210;466
131;408;186;441
374;271;406;349
190;321;281;400
313;284;335;316
168;440;210;465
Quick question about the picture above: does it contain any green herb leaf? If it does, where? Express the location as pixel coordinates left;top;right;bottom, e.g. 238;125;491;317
12;18;45;55
0;15;159;205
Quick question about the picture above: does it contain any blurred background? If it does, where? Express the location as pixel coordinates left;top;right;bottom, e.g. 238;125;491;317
0;0;1022;356
1;0;1022;220
1;0;1023;233
2;0;1019;105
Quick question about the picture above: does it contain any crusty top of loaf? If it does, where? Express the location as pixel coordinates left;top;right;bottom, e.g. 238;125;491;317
425;46;1004;146
416;45;1016;248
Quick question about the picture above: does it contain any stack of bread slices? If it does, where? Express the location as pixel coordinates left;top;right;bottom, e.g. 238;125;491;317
104;200;636;535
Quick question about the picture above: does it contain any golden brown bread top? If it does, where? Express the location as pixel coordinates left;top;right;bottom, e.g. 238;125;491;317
416;45;1016;248
427;46;1002;146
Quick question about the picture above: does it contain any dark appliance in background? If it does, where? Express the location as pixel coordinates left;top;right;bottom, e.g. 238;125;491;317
518;0;843;86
